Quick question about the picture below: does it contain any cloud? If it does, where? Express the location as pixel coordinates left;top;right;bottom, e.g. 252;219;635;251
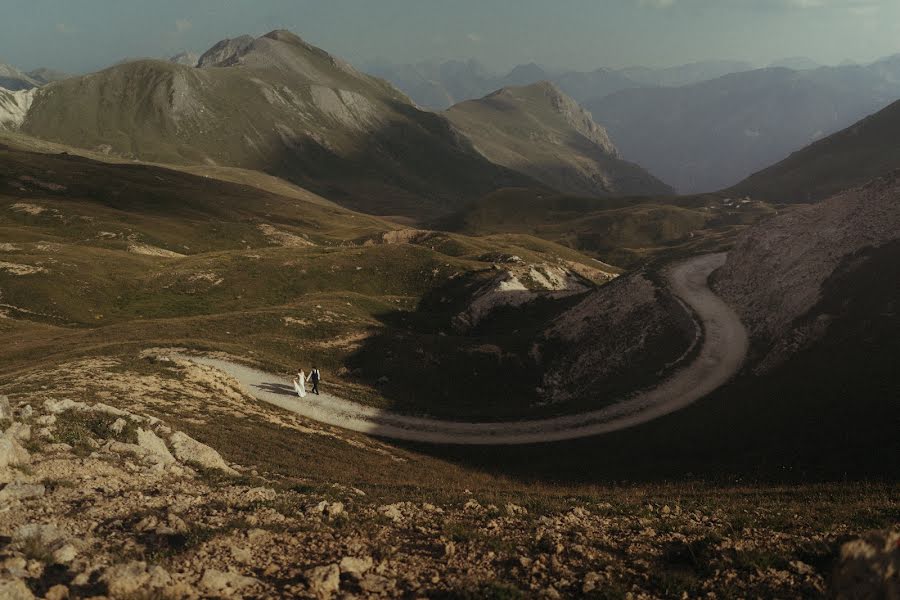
55;23;75;34
466;32;482;43
175;19;193;34
638;0;676;7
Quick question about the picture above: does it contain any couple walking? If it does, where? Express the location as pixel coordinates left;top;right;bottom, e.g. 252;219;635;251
292;366;321;398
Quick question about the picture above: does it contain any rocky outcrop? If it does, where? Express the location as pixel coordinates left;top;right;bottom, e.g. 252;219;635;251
536;81;619;156
713;174;900;369
0;88;36;130
833;528;900;599
454;262;595;331
169;431;238;475
539;271;695;405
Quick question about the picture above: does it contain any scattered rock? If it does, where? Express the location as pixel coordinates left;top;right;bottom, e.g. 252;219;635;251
0;395;11;420
231;545;253;564
17;405;33;420
339;556;373;577
103;562;171;597
378;503;404;523
5;423;30;442
582;571;602;594
0;435;30;470
43;398;87;414
169;431;238;475
200;568;258;594
506;503;528;517
359;573;394;594
0;482;45;502
44;584;68;600
35;414;56;426
306;564;340;599
109;418;127;434
52;543;77;564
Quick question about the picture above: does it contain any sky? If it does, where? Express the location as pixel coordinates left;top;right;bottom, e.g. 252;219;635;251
1;0;898;74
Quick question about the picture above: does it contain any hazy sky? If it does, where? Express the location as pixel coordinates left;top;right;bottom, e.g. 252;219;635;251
1;0;898;74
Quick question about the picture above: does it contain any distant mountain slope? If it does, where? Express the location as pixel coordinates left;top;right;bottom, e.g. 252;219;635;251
619;59;754;87
25;67;71;85
0;61;39;91
364;58;503;110
445;82;673;198
13;30;530;219
0;88;35;129
587;65;900;193
731;99;900;202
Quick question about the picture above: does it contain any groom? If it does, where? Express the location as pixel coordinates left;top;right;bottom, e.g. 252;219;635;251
307;366;321;395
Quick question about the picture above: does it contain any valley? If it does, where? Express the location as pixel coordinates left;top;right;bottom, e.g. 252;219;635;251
0;19;898;600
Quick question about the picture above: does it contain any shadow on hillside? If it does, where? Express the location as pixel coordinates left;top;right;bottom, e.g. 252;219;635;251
255;98;540;220
344;270;589;421
384;242;900;484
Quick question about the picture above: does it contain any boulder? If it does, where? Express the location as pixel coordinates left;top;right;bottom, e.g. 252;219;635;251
169;431;238;475
0;435;30;470
44;399;86;414
833;528;900;599
136;429;176;465
52;543;77;564
339;556;373;577
306;564;340;599
44;585;68;600
103;561;171;597
0;482;45;502
0;579;34;600
0;395;11;420
200;569;257;594
6;423;30;442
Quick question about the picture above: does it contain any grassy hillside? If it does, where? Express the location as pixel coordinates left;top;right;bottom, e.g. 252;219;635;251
731;98;900;202
15;31;532;220
0;142;625;421
445;82;673;198
442;188;776;267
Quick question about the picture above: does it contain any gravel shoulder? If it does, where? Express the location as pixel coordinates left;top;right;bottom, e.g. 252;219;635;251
185;253;748;445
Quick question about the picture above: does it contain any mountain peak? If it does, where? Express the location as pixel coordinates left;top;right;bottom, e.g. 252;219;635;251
261;29;305;44
493;81;619;157
446;81;672;197
197;34;255;68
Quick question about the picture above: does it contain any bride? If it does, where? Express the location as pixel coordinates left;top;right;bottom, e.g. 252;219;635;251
292;368;307;398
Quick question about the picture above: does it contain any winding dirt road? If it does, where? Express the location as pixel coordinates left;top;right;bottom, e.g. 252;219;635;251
186;253;747;445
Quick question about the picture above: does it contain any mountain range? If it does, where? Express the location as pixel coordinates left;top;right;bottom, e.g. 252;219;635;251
587;60;900;193
1;32;673;218
364;58;760;109
4;32;536;218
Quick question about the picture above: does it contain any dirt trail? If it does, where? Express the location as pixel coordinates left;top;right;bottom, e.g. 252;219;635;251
185;253;747;445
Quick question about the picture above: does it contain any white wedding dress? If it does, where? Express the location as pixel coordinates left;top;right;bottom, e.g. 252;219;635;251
293;371;307;398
